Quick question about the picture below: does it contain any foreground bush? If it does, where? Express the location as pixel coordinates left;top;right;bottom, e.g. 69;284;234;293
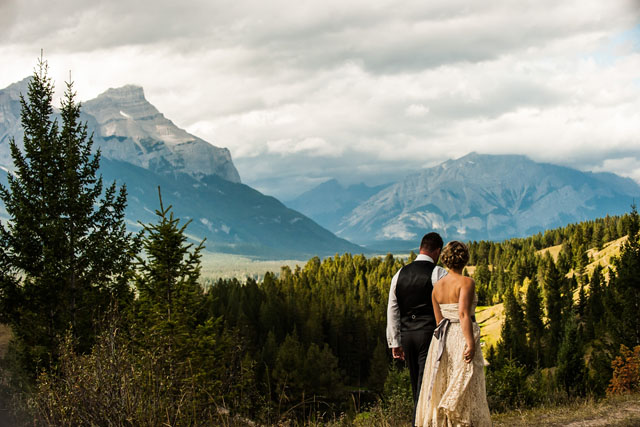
33;327;227;426
608;345;640;395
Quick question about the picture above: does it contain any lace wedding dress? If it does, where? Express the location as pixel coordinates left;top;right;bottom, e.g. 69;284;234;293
414;294;491;426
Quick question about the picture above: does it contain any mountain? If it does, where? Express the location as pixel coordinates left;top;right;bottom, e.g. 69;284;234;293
0;78;361;258
285;179;389;231
324;153;640;248
97;158;360;257
83;85;240;182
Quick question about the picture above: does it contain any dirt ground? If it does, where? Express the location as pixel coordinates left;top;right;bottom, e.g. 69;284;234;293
493;393;640;427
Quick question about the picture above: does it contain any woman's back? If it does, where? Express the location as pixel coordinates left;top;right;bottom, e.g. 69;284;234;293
432;271;474;305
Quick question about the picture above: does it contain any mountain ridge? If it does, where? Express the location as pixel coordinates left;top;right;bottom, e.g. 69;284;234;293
291;152;640;248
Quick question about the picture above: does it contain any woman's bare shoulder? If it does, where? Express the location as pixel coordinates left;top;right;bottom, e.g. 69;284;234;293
459;276;475;291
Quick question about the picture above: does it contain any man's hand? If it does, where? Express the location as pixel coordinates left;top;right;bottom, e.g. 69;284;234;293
392;346;405;361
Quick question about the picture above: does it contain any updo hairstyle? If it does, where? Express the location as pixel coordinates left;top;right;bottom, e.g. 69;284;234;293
441;240;469;270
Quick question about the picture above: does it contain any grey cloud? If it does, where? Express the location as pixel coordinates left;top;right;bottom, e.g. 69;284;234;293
8;0;639;72
3;0;640;200
425;79;563;121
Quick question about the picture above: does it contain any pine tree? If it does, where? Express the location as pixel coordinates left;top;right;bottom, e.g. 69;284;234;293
543;256;565;364
368;339;389;395
525;276;544;363
132;188;233;412
134;187;206;357
556;313;585;395
498;286;529;366
584;266;605;341
0;58;137;373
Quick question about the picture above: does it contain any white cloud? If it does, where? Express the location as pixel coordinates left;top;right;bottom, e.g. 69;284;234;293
267;137;342;157
592;157;640;183
1;0;639;199
405;104;430;117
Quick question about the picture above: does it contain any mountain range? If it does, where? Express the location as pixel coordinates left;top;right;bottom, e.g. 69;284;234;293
2;77;639;257
288;153;640;249
0;78;361;258
285;179;389;232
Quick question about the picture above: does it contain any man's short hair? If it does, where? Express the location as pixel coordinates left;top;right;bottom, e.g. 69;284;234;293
420;232;444;252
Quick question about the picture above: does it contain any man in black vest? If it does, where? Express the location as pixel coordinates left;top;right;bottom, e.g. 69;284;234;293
386;232;446;421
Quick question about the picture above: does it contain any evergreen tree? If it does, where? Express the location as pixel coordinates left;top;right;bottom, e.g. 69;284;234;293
556;243;572;275
584;266;605;341
368;339;389;395
133;189;232;411
556;313;585;395
498;287;529;366
0;58;137;373
543;256;565;364
134;188;206;357
592;223;604;250
525;276;544;363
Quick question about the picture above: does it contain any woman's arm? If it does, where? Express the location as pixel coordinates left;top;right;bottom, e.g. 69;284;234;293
458;278;476;363
432;288;443;324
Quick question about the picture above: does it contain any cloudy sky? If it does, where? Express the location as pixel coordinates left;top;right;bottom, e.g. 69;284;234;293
1;0;640;199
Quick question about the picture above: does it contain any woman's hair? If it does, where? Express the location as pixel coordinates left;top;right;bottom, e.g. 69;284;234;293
441;240;469;270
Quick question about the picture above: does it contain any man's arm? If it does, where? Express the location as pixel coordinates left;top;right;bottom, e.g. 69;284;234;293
386;270;404;359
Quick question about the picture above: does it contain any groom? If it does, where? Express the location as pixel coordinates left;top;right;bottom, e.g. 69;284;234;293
386;232;446;419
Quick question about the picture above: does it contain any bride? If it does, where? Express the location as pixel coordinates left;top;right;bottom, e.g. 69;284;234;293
414;241;491;426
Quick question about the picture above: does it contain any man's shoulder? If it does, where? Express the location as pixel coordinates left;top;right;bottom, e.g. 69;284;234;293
399;260;436;275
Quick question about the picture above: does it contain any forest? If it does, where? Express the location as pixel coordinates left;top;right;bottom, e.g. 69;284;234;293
1;60;640;426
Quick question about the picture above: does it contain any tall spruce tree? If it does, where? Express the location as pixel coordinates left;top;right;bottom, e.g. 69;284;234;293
556;312;585;395
132;188;235;413
543;255;565;364
0;58;137;373
497;286;529;367
584;266;605;341
134;188;206;353
525;276;544;364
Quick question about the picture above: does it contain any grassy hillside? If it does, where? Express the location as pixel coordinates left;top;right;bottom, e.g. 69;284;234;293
477;235;626;354
477;303;504;352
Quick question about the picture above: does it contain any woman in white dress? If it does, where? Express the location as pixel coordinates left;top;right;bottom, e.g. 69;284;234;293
414;241;491;426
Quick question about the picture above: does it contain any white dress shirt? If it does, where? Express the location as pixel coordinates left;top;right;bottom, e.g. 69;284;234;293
386;254;448;348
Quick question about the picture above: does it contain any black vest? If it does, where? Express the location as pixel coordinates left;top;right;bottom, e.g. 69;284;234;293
396;260;436;331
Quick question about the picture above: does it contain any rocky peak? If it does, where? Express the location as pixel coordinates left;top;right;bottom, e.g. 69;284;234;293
0;78;241;184
83;85;163;124
98;85;146;101
1;77;31;101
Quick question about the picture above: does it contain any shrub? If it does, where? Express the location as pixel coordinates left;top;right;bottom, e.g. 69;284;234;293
607;345;640;395
486;358;539;412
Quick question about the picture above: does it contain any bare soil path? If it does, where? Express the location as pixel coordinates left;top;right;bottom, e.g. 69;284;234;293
493;394;640;427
